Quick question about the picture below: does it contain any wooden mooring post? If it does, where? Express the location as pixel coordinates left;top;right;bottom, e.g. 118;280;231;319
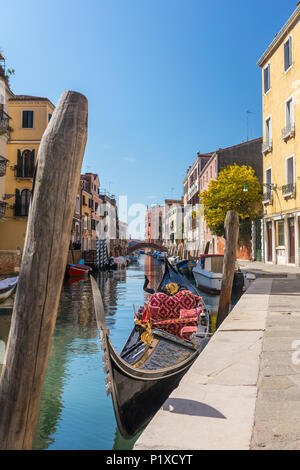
216;211;239;330
0;91;88;450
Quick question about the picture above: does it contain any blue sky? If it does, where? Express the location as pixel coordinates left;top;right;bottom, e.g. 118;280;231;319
1;0;298;234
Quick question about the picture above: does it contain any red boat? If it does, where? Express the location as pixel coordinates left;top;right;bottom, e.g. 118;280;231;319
65;263;92;278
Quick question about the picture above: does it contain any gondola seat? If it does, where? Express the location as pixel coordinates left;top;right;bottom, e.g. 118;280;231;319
143;290;203;340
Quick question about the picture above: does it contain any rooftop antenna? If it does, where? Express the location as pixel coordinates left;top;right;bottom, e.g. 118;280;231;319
246;110;254;141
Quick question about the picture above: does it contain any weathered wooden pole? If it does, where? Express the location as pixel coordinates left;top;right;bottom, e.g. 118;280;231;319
0;91;88;450
216;211;239;330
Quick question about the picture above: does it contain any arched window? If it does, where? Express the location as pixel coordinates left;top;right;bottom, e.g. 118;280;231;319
20;189;31;216
17;149;35;178
22;150;31;177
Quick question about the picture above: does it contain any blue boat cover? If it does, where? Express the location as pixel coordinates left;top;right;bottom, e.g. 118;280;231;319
0;276;18;292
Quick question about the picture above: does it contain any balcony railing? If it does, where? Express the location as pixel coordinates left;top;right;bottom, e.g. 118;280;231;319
262;141;272;154
262;192;272;204
0;201;6;217
282;183;295;198
0;109;10;135
0;155;8;177
281;123;295;141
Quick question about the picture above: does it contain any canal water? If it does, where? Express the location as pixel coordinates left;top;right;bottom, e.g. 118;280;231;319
0;255;242;450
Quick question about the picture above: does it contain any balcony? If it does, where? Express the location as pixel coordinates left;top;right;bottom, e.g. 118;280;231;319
262;141;272;155
282;183;295;199
262;192;272;205
281;123;295;142
0;201;6;217
0;109;10;135
0;156;8;177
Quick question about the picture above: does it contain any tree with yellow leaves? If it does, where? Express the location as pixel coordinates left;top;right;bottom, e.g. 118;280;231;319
201;164;262;238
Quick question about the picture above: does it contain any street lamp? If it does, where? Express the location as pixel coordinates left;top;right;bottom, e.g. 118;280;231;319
243;182;277;192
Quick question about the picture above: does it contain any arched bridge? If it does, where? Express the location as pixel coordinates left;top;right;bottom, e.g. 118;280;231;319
127;242;168;255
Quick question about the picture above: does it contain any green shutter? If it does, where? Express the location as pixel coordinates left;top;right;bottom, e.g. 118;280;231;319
17;150;22;177
15;189;21;216
30;149;35;177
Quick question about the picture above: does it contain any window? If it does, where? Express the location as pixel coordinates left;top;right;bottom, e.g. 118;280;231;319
265;117;272;146
264;64;271;93
265;167;272;199
22;110;34;128
75;195;80;214
284;36;292;71
48;113;52;122
286;97;294;130
17;149;35;178
82;195;86;206
275;220;285;247
286;155;294;186
15;189;31;216
21;189;31;216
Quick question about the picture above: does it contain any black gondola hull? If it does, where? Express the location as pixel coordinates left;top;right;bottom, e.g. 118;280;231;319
107;334;200;439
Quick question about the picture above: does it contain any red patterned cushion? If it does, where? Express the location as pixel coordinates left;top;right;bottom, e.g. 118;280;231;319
148;290;199;321
180;309;198;319
151;317;198;339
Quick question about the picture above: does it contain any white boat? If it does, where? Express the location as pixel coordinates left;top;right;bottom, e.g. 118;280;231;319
0;276;18;303
193;255;255;294
192;255;224;294
167;255;180;266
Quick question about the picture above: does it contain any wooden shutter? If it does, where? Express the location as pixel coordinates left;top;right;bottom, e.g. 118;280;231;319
17;150;22;177
30;149;35;177
15;189;21;216
289;37;292;67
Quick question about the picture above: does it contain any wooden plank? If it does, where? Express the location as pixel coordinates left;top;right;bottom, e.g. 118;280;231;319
0;91;88;450
216;211;239;330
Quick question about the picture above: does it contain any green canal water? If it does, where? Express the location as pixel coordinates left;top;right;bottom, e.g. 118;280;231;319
0;255;242;450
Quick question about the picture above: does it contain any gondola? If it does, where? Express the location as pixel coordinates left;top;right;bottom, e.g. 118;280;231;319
90;260;210;440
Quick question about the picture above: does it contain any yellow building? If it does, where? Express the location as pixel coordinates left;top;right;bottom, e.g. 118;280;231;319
0;95;55;251
81;185;93;252
0;54;14;218
258;5;300;266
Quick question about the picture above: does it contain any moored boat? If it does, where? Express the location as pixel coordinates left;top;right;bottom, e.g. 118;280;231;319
0;276;18;303
176;258;196;274
90;261;210;439
192;254;255;294
65;260;92;278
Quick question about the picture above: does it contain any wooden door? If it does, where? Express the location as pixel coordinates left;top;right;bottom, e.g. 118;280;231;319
288;217;295;264
267;221;272;262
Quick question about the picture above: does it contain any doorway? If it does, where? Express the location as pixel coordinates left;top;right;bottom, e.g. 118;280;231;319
266;221;272;262
288;217;295;264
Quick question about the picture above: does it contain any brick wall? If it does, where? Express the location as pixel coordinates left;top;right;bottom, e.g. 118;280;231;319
0;250;22;275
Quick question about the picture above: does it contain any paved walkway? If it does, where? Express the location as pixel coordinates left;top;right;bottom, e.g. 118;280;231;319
251;278;300;450
238;259;300;277
134;274;300;450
